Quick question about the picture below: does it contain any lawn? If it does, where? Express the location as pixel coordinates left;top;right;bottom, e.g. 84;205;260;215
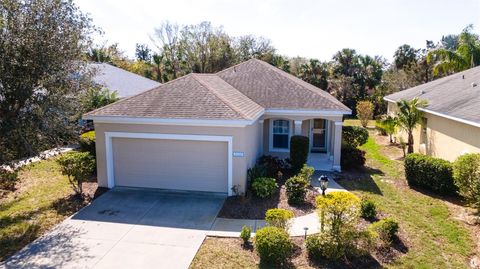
191;131;475;269
0;158;98;261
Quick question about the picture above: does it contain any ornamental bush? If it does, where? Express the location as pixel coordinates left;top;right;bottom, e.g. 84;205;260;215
316;191;361;235
356;101;374;128
240;225;251;246
369;218;399;245
265;208;294;230
254;226;293;265
285;175;309;204
57;152;95;195
306;232;344;261
342;126;369;147
341;143;366;170
404;153;456;195
79;131;96;157
360;198;377;220
257;155;287;178
299;164;314;181
289;135;309;173
453;153;480;209
247;164;266;186
251;177;278;198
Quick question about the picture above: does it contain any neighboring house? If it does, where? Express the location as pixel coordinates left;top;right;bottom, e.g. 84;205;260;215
385;66;480;162
89;63;161;98
84;59;351;196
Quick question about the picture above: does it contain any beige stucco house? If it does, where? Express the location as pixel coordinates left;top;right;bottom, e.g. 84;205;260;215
385;66;480;162
84;59;351;196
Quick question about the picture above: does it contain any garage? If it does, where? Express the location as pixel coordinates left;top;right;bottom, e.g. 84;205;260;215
106;133;232;194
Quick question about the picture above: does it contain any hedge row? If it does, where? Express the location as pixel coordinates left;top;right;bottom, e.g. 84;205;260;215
404;153;457;194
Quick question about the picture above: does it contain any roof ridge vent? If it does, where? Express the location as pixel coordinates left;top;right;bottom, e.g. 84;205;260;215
472;82;478;88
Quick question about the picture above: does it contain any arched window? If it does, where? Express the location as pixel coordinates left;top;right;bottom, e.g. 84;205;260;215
271;119;290;150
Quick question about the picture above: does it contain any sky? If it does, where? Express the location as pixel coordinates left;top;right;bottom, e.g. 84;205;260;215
76;0;480;62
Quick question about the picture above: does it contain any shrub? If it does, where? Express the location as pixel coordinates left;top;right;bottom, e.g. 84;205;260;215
342;126;369;147
79;131;96;156
356;101;374;128
247;164;266;186
57;152;96;195
251;177;278;198
341;143;366;170
285;175;309;204
240;225;251;245
0;168;18;191
404;153;456;194
306;233;344;261
376;115;397;143
453;153;480;209
360;198;377;220
316;191;361;235
299;164;314;181
289;135;309;173
257;155;286;178
254;226;293;265
369;218;399;244
265;208;294;230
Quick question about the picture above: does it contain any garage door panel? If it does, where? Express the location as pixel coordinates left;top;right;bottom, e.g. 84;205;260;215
112;138;228;193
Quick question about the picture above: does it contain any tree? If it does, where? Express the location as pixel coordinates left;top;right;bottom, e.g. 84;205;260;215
57;152;95;195
356;101;374;128
395;98;427;153
234;35;276;62
152;21;183;80
393;44;418;69
299;59;329;90
135;43;152;62
427;25;480;76
377;115;398;143
80;87;119;114
0;0;94;163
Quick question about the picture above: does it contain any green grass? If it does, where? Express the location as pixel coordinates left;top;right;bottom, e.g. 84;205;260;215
0;159;86;261
340;136;474;269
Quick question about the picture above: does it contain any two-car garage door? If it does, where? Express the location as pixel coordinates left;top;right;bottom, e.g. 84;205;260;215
111;137;228;194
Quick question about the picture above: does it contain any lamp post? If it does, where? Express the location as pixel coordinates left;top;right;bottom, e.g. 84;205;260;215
319;175;329;196
303;227;309;239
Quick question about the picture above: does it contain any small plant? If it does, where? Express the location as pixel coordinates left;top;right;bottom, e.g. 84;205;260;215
265;208;294;230
285;175;309;204
251;177;278;198
257;155;286;178
254;226;293;265
360;198;377;220
341;143;366;169
79;131;96;157
377;115;397;143
240;225;251;246
289;135;309;173
247;164;266;186
56;152;96;195
0;168;18;191
342;126;369;147
453;153;480;209
306;232;344;261
369;218;399;245
356;100;374;128
298;164;314;181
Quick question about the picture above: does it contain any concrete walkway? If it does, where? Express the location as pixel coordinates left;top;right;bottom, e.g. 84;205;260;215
208;175;346;237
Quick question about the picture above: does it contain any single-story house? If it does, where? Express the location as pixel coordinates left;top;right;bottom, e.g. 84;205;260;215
384;66;480;162
89;62;161;98
84;59;351;196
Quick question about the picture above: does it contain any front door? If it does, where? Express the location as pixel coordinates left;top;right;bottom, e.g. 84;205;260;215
311;119;327;153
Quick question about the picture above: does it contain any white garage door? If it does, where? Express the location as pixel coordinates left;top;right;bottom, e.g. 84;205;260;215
112;137;228;193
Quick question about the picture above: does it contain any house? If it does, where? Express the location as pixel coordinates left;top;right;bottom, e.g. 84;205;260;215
384;66;480;162
89;63;161;98
84;59;351;196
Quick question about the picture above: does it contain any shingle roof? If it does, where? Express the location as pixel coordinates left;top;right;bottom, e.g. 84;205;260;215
217;59;350;111
385;66;480;124
85;59;350;121
89;63;161;98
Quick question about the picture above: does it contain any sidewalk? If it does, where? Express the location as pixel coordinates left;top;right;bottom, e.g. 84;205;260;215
208;176;347;237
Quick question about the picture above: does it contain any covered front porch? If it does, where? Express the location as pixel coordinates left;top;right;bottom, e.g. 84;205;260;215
258;114;343;171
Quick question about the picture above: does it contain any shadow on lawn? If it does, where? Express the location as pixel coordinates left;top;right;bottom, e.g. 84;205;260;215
335;166;384;196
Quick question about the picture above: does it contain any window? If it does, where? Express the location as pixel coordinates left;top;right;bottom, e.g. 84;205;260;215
420;117;428;144
272;119;290;149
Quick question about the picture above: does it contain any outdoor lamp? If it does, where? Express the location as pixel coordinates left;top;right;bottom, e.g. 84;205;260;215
319;175;329;196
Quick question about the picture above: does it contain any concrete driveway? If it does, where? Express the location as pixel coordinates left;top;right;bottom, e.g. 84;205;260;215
2;189;225;269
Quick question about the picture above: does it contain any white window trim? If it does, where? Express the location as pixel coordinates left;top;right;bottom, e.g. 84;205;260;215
104;132;234;196
269;119;293;153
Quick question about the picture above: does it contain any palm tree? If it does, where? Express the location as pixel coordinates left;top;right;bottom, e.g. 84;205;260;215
396;98;427;154
427;25;480;76
378;115;398;144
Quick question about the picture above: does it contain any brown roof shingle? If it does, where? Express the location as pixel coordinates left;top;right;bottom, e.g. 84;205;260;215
85;59;351;121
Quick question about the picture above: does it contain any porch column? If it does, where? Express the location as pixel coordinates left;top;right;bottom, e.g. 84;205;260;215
333;121;343;171
294;120;302;135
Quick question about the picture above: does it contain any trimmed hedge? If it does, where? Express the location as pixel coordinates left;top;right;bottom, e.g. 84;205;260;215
254;226;293;265
290;135;309;173
341;144;366;170
342;126;369;147
404;153;456;194
251;177;278;198
79;131;96;157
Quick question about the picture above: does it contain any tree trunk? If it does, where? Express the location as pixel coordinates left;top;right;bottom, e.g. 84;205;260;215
407;132;414;154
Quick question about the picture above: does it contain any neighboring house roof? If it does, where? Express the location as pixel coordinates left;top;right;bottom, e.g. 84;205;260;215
384;66;480;127
84;59;351;122
89;63;161;98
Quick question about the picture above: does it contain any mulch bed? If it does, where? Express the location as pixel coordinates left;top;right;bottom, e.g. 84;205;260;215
218;178;318;219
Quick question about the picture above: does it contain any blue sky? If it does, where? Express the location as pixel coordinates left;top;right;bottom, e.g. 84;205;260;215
76;0;480;62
